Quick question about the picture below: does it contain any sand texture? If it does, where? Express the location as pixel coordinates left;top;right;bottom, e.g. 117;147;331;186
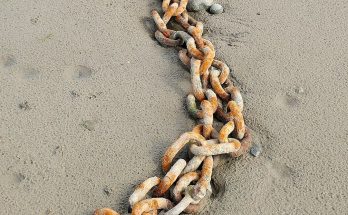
1;0;348;214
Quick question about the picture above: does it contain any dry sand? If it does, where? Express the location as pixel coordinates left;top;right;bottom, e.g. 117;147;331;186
1;0;348;214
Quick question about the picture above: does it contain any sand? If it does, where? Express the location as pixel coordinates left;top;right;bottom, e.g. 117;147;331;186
1;0;347;214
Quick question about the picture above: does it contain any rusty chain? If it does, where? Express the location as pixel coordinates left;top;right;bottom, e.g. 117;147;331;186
94;1;252;214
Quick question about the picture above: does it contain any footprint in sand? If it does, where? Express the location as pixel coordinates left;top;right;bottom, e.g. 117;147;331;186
274;93;301;108
66;65;94;80
20;68;41;80
0;54;17;68
265;160;295;182
80;120;97;131
15;173;26;184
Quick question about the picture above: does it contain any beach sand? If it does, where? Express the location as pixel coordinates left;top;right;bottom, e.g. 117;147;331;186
1;0;347;214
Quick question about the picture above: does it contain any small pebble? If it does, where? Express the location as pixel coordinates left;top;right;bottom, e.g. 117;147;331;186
250;144;262;157
295;86;304;94
80;120;97;131
187;0;213;12
19;101;30;110
209;4;224;14
103;186;113;196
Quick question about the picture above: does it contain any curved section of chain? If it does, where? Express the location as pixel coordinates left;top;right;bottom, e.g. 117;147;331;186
132;198;173;215
129;176;161;207
154;159;187;197
95;1;252;214
93;208;120;215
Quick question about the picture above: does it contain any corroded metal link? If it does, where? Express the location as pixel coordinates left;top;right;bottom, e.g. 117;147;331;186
162;132;205;172
172;31;205;59
174;0;189;16
155;31;183;47
162;3;178;24
172;171;200;202
218;121;235;143
129;176;161;207
225;85;244;111
200;46;215;89
190;57;205;101
231;127;252;158
186;94;216;119
162;0;171;12
214;98;233;122
201;100;214;138
187;14;198;26
227;100;245;139
182;155;205;175
183;189;211;214
212;59;230;84
94;208;120;215
188;24;204;48
190;138;241;156
178;49;190;67
210;68;230;100
186;94;204;118
151;10;173;37
132;198;173;215
154;159;187;197
193;155;213;200
182;10;189;22
175;14;191;30
192;124;219;139
97;1;252;214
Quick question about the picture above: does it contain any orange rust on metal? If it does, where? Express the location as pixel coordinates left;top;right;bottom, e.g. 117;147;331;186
193;156;213;200
188;25;204;48
175;15;191;30
174;0;188;16
200;46;215;75
154;159;186;197
93;208;120;215
95;1;253;214
210;68;230;100
178;49;191;66
182;155;205;175
129;176;161;207
187;38;205;59
155;31;182;47
205;89;218;112
201;100;214;138
182;10;189;22
200;47;215;89
172;171;200;202
162;132;205;172
212;59;230;84
203;39;214;52
227;100;245;139
226;85;244;111
186;94;204;118
162;3;178;24
218;121;235;143
151;10;172;37
232;127;252;158
190;58;205;101
190;138;241;156
191;124;219;139
131;198;173;215
162;0;171;12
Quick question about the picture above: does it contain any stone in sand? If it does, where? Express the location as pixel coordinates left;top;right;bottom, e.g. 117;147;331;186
209;4;224;14
187;0;213;12
250;144;262;157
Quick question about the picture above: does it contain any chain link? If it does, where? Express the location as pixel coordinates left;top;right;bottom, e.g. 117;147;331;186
94;1;252;214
